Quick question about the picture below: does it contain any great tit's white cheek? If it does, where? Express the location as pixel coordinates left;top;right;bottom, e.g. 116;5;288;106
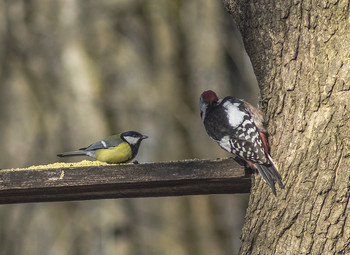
124;136;140;145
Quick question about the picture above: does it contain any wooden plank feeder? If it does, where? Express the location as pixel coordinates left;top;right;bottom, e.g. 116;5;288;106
0;158;251;204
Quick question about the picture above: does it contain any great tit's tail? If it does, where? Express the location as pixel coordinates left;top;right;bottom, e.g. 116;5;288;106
255;159;284;196
57;151;87;157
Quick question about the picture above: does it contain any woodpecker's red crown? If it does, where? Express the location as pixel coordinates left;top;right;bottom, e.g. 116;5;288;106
201;90;219;104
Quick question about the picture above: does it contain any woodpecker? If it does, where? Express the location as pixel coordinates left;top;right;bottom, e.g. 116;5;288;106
200;90;284;195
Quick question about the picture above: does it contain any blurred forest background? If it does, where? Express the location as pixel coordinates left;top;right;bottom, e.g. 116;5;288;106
0;0;259;254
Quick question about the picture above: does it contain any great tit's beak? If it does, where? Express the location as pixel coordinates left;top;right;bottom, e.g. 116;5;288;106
142;135;148;140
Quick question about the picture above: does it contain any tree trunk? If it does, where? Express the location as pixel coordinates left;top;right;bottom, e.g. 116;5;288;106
223;0;350;254
0;1;249;254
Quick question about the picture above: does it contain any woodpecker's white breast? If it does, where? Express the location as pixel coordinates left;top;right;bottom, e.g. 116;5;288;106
222;101;245;128
219;135;232;152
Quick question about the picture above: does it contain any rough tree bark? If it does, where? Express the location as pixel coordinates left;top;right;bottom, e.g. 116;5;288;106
223;1;350;254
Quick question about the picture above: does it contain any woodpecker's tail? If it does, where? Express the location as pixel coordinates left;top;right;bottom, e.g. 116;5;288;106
255;158;284;196
57;151;87;157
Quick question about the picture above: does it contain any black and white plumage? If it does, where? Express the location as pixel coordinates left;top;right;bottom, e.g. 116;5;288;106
200;90;284;195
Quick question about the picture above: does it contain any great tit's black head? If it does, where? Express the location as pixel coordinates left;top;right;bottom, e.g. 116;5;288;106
121;131;148;146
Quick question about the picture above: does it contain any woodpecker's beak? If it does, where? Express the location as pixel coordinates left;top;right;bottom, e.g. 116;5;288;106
142;135;148;140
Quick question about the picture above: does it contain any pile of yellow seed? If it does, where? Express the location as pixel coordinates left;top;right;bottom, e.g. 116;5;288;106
5;160;109;171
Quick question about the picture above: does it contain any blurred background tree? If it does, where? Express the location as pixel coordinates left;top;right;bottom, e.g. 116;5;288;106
0;0;259;254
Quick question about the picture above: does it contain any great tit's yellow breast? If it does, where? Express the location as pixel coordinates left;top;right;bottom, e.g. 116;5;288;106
95;142;132;163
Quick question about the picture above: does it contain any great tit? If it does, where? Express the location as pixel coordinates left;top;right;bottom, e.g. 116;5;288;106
57;131;148;164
